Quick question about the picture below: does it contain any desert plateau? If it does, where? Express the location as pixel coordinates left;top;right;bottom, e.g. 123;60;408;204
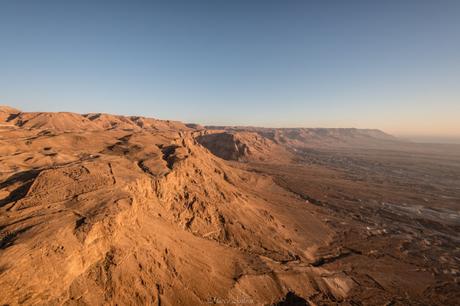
0;106;459;305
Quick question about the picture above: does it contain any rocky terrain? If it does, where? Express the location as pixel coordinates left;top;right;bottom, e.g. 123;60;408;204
0;106;459;305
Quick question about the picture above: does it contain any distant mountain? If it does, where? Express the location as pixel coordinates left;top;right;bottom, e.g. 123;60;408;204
0;106;189;132
0;105;21;122
204;126;402;150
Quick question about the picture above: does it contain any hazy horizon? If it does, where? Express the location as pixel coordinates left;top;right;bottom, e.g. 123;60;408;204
3;103;460;145
2;1;459;139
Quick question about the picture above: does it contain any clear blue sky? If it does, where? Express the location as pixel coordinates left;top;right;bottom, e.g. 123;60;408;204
1;0;459;137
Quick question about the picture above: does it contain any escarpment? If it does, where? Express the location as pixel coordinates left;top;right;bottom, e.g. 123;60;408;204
0;109;355;305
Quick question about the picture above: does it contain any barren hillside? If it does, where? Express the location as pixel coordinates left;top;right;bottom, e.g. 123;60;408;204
1;107;459;305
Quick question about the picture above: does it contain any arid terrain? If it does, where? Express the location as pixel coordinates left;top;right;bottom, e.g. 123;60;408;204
0;106;459;305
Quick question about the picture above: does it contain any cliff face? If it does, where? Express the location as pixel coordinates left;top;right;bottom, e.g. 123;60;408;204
196;130;293;162
205;126;401;149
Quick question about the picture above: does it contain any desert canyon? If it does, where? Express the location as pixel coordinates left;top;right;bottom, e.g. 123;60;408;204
0;105;459;305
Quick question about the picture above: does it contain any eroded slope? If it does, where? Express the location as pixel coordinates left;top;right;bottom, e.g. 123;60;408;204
0;112;350;305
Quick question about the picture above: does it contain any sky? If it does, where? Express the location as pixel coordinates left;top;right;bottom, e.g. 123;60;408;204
1;0;459;139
